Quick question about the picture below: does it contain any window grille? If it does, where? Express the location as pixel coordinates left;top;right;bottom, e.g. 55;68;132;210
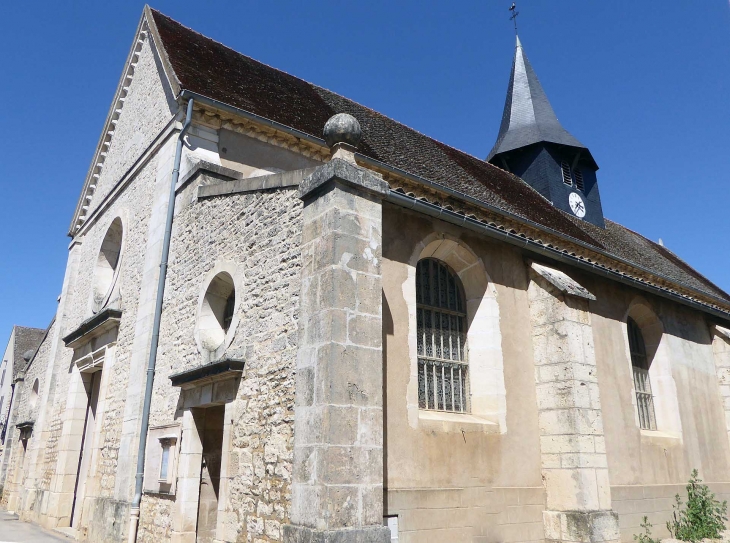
561;161;573;186
416;258;468;412
573;168;585;191
628;317;656;430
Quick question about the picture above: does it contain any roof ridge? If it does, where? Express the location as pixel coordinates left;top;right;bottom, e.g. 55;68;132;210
144;8;730;308
149;9;514;179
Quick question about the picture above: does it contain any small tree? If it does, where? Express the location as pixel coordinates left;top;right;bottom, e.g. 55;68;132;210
667;469;727;542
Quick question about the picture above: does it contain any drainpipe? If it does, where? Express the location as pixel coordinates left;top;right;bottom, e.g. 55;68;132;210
128;97;194;543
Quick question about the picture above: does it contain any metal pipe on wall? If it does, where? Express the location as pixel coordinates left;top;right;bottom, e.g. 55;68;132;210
127;97;194;543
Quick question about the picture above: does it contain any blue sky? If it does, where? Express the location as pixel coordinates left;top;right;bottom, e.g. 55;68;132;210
1;1;729;350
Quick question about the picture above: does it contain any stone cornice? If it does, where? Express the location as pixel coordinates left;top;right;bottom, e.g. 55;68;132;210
63;308;123;349
190;105;330;163
169;358;245;390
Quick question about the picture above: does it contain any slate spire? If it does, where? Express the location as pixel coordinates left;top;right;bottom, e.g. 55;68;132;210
487;36;595;167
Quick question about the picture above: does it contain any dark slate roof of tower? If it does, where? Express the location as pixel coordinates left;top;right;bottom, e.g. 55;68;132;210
146;9;730;309
487;37;595;166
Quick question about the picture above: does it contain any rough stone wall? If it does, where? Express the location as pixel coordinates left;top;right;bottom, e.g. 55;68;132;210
137;184;302;543
0;320;53;508
13;324;52;429
6;153;163;536
85;35;175;218
72;159;161;503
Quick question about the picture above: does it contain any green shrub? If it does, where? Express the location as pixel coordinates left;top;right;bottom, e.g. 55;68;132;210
634;516;660;543
666;469;727;542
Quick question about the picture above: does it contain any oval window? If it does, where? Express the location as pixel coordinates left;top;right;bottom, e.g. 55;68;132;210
92;218;123;312
197;272;236;352
30;379;39;410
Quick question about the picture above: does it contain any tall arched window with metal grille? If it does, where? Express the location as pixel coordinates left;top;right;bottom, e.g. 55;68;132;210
416;258;468;412
628;317;657;430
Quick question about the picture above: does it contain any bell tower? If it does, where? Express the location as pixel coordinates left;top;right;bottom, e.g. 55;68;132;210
488;36;605;228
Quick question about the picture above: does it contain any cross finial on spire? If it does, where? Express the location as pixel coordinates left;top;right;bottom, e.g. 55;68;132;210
509;2;519;35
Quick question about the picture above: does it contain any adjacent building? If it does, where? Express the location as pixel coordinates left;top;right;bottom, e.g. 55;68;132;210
0;325;47;494
3;7;730;543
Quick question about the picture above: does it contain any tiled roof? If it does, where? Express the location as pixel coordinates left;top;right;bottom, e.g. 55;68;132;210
148;9;730;307
12;326;46;379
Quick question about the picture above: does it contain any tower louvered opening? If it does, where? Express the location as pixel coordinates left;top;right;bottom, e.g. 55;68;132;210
561;161;573;186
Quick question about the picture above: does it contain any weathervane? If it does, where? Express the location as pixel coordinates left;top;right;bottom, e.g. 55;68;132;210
509;2;519;34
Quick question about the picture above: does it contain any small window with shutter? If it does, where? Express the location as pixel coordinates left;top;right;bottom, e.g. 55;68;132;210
561;161;573;186
574;168;585;191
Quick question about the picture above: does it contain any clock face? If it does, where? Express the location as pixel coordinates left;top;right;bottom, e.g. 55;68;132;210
569;192;586;218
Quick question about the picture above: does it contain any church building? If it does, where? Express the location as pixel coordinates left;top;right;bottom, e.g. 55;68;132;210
3;7;730;543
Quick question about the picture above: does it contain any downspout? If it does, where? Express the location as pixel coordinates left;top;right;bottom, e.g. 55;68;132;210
128;98;194;543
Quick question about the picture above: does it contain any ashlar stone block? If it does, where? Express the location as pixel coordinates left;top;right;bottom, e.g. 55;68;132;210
287;158;390;543
528;264;619;543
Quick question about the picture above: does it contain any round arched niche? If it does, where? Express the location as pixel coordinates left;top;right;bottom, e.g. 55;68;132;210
404;232;507;431
196;271;238;357
92;217;124;313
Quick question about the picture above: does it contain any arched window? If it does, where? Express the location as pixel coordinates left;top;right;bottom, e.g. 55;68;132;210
416;258;468;412
628;317;656;430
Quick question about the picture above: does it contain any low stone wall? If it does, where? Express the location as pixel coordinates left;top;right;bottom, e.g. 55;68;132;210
612;483;730;542
387;486;546;543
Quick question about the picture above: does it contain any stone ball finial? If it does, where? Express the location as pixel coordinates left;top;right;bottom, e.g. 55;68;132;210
323;113;361;149
22;350;34;362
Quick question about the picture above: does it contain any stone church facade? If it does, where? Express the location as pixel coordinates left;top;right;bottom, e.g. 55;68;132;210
3;7;730;543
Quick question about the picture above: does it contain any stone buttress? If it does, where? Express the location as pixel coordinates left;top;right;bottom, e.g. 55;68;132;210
527;262;620;543
284;155;391;542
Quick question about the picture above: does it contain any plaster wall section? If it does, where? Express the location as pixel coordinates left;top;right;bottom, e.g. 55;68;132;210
85;34;176;219
611;482;730;542
381;205;546;543
588;278;730;487
712;328;730;445
218;129;322;178
536;266;730;542
136;172;303;543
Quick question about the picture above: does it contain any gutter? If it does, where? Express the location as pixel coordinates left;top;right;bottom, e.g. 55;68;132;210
179;91;729;317
360;153;730;313
385;191;730;325
128;98;194;543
